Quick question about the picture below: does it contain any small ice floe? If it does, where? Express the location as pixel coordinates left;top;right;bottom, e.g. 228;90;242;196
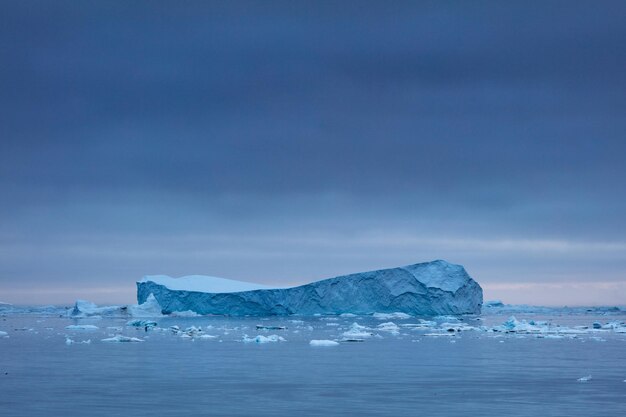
310;339;339;347
196;334;218;340
126;320;157;329
0;331;8;337
401;319;437;330
577;375;592;382
65;325;99;331
339;313;357;318
424;332;456;337
342;322;373;339
326;323;340;327
65;337;91;345
535;334;565;339
169;310;200;317
601;321;625;330
180;326;204;338
101;335;144;343
372;312;411;320
377;322;400;335
290;320;304;324
490;316;571;335
242;334;286;344
255;325;287;330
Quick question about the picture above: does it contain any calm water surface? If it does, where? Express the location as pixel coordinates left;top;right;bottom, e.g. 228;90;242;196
1;313;625;416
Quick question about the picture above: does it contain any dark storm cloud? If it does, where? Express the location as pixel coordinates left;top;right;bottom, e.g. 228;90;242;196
0;1;625;304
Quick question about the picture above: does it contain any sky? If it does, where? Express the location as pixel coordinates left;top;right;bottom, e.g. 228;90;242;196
1;1;625;306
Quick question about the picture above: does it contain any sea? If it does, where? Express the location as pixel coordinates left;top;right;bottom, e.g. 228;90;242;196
1;306;625;416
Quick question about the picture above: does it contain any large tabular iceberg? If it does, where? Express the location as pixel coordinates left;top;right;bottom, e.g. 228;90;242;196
137;260;483;316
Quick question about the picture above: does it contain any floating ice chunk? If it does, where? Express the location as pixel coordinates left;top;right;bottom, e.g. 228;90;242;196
66;337;91;345
256;325;287;330
180;326;204;337
577;375;592;382
373;312;411;320
342;322;373;339
242;334;286;343
169;310;201;317
339;313;357;318
494;316;546;333
128;294;164;317
601;321;625;330
126;320;157;329
101;335;144;343
536;334;565;339
0;331;9;337
377;322;400;335
65;325;99;331
401;321;436;330
310;339;339;347
197;334;218;340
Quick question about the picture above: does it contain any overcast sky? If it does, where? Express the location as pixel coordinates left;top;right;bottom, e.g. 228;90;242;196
1;1;625;306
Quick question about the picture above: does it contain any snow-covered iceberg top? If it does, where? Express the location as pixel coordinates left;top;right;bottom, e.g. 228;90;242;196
137;260;483;316
137;275;274;293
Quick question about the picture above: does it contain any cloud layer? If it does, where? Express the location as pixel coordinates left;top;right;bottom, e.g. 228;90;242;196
1;1;625;305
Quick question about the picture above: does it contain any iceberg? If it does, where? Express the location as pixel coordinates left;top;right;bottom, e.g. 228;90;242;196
127;294;164;317
69;300;126;317
137;260;483;316
342;322;374;339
